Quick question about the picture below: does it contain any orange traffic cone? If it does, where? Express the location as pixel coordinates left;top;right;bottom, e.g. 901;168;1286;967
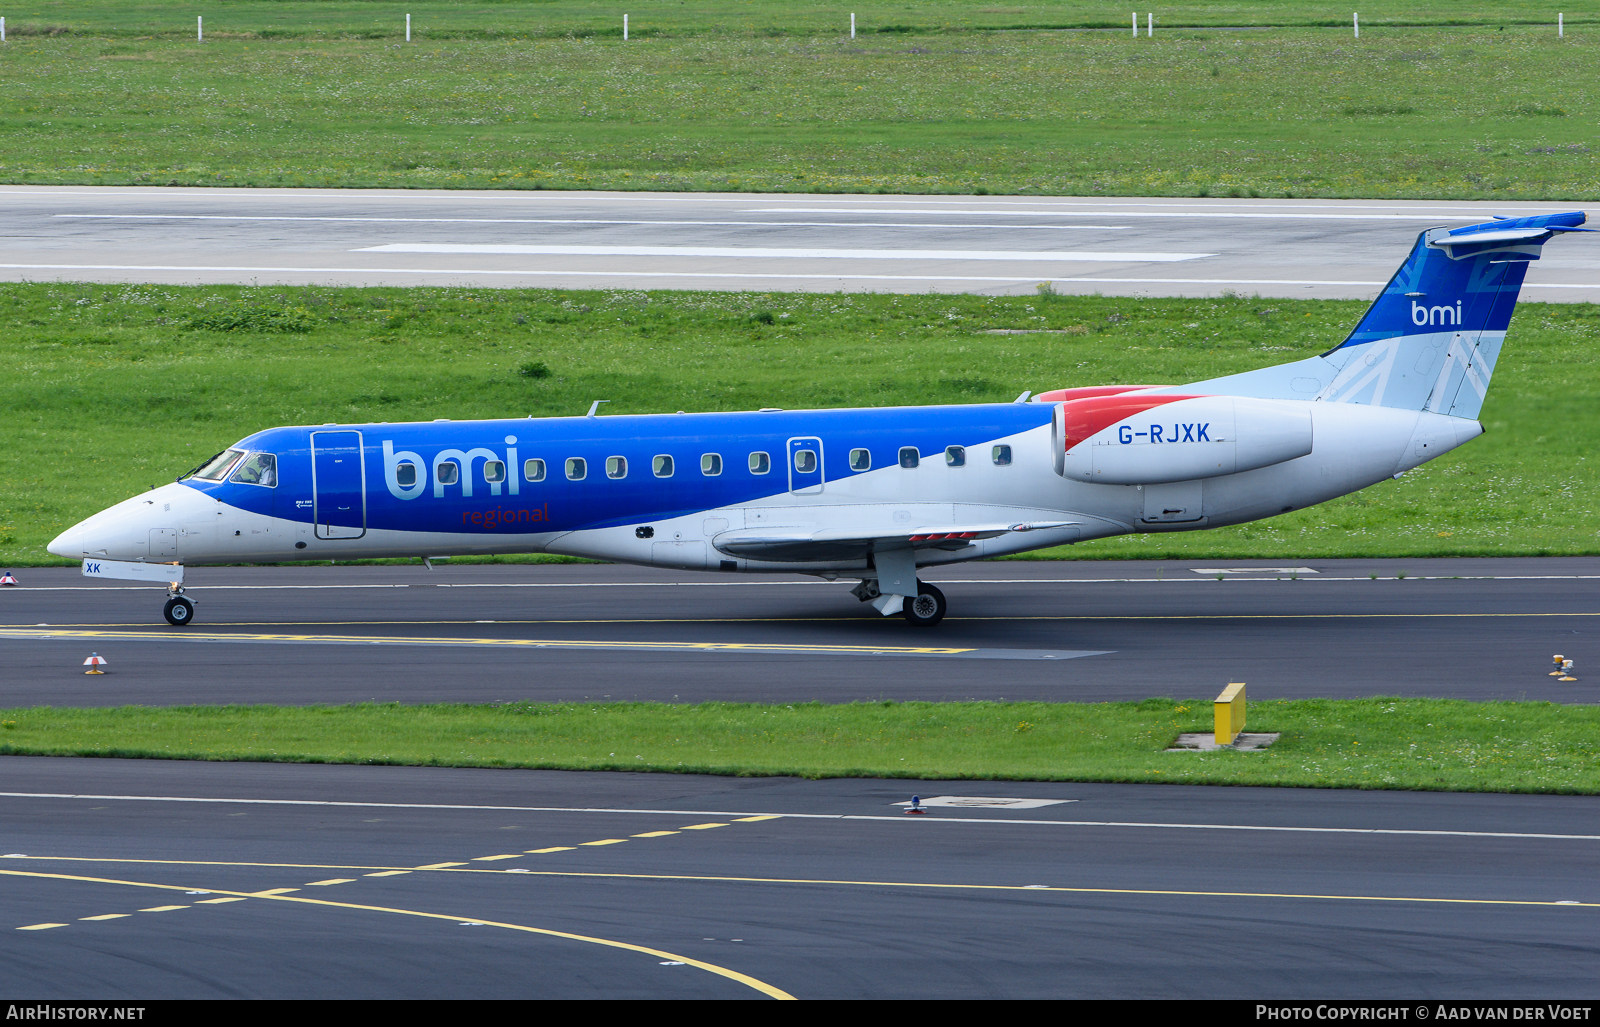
82;653;107;675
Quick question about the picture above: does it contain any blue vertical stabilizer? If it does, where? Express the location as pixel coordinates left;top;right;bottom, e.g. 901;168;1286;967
1169;211;1589;418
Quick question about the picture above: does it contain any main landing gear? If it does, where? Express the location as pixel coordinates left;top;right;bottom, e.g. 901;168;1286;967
903;581;947;627
854;577;948;626
163;587;195;626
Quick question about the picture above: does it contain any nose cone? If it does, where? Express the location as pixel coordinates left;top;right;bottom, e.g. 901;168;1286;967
47;526;83;559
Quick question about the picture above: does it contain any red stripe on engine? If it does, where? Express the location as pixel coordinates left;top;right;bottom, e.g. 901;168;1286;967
1059;394;1203;452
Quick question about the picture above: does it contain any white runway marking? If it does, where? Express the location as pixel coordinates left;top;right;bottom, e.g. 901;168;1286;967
758;207;1498;221
755;199;1571;213
1191;567;1320;575
0;189;1575;214
10;573;1600;592
893;796;1074;809
353;243;1212;262
0;793;1594;842
4;262;1587;291
54;214;1130;232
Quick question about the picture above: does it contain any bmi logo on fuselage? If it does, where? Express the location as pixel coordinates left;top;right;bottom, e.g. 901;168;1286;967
1412;300;1464;327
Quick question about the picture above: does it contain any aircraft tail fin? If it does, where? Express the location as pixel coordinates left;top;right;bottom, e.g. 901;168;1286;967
1163;211;1590;418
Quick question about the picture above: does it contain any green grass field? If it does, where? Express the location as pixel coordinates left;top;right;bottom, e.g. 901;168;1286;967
5;282;1599;567
5;2;1593;39
2;697;1596;794
0;6;1594;197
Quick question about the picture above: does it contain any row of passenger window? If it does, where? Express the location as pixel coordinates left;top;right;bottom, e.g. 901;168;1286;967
405;444;1015;485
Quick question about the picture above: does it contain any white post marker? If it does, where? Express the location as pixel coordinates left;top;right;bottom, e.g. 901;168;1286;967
81;558;185;585
1354;11;1359;38
1132;12;1137;37
2;17;6;43
623;13;628;40
1559;12;1564;36
198;15;203;42
851;12;855;39
1147;12;1153;36
406;13;411;41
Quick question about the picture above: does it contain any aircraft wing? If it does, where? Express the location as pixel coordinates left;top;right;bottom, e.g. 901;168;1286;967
711;521;1078;562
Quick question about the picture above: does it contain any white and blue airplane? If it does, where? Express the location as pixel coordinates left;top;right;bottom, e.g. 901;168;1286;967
49;211;1589;627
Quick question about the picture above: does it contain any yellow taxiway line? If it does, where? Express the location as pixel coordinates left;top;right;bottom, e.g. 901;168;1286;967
5;856;1593;911
0;867;794;1000
0;626;973;656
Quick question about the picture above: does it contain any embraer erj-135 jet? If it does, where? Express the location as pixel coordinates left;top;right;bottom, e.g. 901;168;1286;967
50;211;1590;627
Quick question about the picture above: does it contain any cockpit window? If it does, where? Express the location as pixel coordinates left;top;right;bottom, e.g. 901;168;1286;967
191;449;245;481
229;452;278;488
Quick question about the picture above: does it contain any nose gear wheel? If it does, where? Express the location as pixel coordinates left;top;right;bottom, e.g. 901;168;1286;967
163;595;195;626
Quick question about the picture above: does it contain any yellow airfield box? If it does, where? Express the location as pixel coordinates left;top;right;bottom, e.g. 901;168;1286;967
1214;683;1246;746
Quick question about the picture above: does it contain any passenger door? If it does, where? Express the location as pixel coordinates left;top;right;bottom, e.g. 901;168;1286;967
311;430;367;539
787;436;824;495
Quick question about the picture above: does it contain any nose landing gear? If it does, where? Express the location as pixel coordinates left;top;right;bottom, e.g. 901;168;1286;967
163;586;195;626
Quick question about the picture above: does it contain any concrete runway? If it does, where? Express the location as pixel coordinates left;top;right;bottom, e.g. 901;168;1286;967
2;557;1597;706
4;756;1599;999
4;186;1599;299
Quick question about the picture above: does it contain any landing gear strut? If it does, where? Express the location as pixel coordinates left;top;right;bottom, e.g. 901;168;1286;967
902;581;947;627
851;577;949;626
163;586;195;626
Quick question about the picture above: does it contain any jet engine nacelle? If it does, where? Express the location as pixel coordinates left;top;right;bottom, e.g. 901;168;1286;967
1055;394;1313;485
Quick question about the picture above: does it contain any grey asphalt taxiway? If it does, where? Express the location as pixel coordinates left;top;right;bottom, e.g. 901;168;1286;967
6;558;1600;998
2;557;1597;707
3;756;1600;1000
5;186;1599;299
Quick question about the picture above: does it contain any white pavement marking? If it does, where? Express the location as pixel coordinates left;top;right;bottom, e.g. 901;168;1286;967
0;190;1575;212
0;264;1269;285
0;793;1595;843
892;796;1075;809
20;265;1576;290
10;573;1600;592
1190;567;1320;574
757;207;1499;220
55;214;1131;232
352;244;1212;262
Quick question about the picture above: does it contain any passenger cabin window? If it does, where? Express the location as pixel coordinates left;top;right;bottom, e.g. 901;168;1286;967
230;452;277;487
749;452;771;474
483;460;506;484
192;449;245;482
436;461;460;486
653;455;674;478
701;453;723;476
899;447;920;469
565;457;586;481
849;449;871;472
606;456;627;479
524;458;546;482
992;445;1012;466
793;449;817;474
394;462;417;488
945;446;966;468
